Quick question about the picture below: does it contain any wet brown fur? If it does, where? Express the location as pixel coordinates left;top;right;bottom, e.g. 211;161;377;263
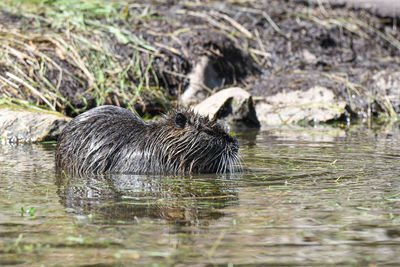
56;105;241;175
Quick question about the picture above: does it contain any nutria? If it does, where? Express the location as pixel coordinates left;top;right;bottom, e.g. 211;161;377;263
55;105;241;175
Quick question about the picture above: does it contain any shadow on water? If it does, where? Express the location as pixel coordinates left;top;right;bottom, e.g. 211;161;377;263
55;172;239;225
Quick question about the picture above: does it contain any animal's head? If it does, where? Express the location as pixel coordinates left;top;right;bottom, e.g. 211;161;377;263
154;110;241;174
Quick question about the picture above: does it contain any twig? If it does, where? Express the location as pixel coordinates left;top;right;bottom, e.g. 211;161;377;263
208;229;226;258
263;11;289;39
5;72;55;110
213;11;253;39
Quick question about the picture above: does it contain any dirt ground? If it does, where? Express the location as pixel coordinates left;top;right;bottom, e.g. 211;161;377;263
0;0;399;120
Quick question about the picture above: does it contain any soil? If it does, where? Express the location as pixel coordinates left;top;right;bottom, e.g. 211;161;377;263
0;1;399;119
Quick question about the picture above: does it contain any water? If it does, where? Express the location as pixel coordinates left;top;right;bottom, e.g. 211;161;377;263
1;126;400;266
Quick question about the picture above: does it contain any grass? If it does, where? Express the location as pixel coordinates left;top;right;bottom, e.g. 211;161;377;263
0;0;166;116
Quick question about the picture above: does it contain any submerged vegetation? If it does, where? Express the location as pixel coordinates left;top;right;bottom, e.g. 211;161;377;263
0;0;399;121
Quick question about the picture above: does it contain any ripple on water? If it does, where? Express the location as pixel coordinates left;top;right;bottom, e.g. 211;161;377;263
0;126;400;265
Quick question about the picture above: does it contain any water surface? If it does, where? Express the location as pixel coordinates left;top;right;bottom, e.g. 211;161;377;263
1;126;400;266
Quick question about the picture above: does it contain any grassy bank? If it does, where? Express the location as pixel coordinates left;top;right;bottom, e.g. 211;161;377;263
0;0;166;115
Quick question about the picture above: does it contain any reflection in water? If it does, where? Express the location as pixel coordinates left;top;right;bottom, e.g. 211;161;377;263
1;125;400;265
55;173;239;224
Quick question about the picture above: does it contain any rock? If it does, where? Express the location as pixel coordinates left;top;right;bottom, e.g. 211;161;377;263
181;56;222;106
180;41;258;107
320;0;400;17
0;107;70;144
193;87;260;128
372;71;400;113
302;49;317;65
256;86;347;126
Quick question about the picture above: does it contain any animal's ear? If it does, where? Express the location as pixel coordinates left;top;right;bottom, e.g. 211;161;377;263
174;112;187;129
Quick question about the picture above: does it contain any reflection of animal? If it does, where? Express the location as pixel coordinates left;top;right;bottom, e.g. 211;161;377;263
55;105;241;175
55;173;239;223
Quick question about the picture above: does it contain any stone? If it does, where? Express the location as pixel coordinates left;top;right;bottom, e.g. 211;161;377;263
193;87;260;128
180;56;222;106
372;71;400;113
302;49;317;64
318;0;400;17
0;107;70;144
255;86;347;126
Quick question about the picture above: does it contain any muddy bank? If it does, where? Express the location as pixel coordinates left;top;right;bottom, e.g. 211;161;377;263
0;0;399;125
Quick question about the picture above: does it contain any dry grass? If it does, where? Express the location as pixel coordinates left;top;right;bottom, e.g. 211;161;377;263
0;0;164;115
0;0;399;121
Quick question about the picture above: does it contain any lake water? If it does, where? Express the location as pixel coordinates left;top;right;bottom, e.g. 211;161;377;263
1;125;400;266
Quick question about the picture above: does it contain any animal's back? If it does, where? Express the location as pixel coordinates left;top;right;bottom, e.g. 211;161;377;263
56;105;146;174
56;105;241;175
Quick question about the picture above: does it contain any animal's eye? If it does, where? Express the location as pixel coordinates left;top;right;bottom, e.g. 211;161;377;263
174;112;187;129
204;129;215;136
